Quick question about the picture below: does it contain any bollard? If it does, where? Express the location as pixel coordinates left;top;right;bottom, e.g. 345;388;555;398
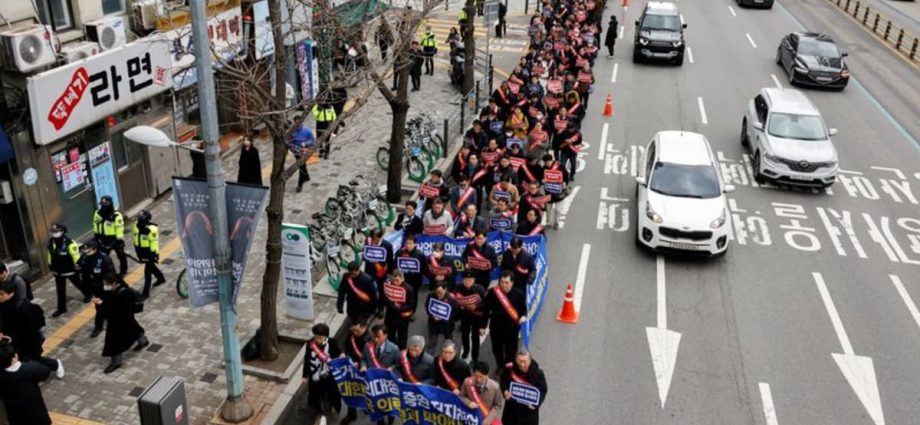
853;2;859;18
442;118;449;157
873;15;880;32
845;0;851;12
885;21;892;40
897;29;905;49
911;38;919;60
862;8;869;25
836;0;842;6
475;80;481;110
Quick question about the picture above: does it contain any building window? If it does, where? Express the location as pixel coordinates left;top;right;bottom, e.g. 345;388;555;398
35;0;74;31
101;0;125;15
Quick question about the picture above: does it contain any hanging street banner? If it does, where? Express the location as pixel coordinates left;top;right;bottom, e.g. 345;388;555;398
329;358;482;425
172;178;268;307
282;223;314;320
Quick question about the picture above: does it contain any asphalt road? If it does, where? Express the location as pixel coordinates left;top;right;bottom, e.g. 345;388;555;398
531;0;920;424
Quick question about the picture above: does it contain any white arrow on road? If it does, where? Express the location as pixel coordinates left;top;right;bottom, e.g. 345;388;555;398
812;272;886;425
646;255;681;409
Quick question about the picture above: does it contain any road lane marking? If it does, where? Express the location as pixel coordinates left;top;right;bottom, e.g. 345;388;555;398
770;74;784;88
729;5;737;17
597;123;610;160
890;275;920;332
646;255;681;409
746;33;758;48
686;47;694;63
611;63;619;83
697;96;708;125
759;383;779;425
573;244;591;311
618;26;624;40
657;255;666;328
813;272;886;425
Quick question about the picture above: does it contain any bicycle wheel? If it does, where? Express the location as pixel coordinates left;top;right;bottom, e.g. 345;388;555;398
373;195;395;225
326;256;342;290
407;157;426;182
340;240;360;265
376;147;390;171
176;269;189;299
427;133;443;158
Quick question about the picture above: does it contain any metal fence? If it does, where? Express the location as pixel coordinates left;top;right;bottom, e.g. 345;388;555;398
829;0;920;66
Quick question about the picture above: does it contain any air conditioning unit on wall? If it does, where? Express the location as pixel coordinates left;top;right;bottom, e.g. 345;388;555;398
0;25;58;73
60;41;100;63
85;16;127;51
132;0;160;33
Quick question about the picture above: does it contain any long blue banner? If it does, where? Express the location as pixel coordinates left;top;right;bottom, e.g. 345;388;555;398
330;357;482;425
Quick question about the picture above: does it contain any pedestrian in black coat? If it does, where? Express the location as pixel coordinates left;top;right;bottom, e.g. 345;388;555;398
430;340;470;395
395;234;427;294
382;271;417;350
237;136;263;186
500;350;548;425
0;281;63;378
302;323;342;417
485;272;527;367
500;237;537;293
96;274;148;374
190;141;206;179
605;16;618;57
410;41;424;91
426;283;459;354
336;262;379;322
393;201;424;237
0;343;52;425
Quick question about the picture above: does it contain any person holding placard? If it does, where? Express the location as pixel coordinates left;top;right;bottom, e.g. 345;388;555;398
362;228;394;315
382;271;416;350
452;270;488;362
485;272;527;367
462;232;498;288
395;234;426;294
500;349;548;425
454;204;489;239
427;242;455;285
425;282;459;355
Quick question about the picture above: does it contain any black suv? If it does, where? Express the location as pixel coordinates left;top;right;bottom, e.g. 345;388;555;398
776;32;850;89
633;2;687;65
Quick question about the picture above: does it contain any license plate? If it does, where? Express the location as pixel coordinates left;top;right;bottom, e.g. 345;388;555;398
815;77;832;82
668;242;700;250
789;174;813;181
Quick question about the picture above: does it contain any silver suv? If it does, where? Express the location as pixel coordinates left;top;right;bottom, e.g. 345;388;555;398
740;88;838;188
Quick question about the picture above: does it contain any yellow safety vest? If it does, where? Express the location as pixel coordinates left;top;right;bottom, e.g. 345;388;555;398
422;32;437;48
46;238;80;266
92;210;124;239
459;9;468;21
133;223;160;254
312;105;337;123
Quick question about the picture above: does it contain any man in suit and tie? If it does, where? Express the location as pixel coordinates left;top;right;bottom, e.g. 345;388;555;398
360;324;400;425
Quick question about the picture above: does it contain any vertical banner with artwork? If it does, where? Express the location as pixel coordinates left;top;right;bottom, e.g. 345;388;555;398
172;177;268;307
296;40;319;102
88;142;120;209
282;223;314;320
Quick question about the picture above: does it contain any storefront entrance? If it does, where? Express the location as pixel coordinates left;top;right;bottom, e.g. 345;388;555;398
109;120;153;212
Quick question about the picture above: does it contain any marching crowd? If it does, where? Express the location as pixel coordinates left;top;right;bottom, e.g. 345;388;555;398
310;0;607;424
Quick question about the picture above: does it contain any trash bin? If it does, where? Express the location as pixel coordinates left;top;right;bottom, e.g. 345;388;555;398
137;376;189;425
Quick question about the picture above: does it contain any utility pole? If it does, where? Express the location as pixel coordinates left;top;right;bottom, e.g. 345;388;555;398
188;0;254;421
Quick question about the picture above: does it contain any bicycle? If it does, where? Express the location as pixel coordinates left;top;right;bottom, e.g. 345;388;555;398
376;139;430;182
407;114;444;159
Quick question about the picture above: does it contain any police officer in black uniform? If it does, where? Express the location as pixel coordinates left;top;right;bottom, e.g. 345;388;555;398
78;241;116;338
47;223;91;317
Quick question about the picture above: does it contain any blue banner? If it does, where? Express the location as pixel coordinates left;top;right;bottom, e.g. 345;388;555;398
330;358;481;425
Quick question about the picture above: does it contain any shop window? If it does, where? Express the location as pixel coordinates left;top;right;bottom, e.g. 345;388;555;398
35;0;74;31
110;128;146;171
101;0;125;15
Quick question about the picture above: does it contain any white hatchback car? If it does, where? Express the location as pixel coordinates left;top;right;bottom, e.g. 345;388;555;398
636;131;735;256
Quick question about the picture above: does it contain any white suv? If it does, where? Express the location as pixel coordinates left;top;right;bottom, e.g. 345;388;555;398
741;88;838;188
636;131;735;256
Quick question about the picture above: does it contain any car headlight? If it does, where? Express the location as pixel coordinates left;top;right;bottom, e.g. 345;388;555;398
840;70;850;78
672;40;683;47
763;153;782;163
639;37;649;46
646;204;662;224
710;209;727;229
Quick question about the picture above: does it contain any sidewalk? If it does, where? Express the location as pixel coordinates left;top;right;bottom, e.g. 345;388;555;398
30;67;466;425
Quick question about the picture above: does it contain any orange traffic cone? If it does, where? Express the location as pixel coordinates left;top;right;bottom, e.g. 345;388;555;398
603;94;614;117
556;283;579;324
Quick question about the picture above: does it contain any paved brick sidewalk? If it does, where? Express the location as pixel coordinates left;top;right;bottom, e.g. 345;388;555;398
30;69;465;424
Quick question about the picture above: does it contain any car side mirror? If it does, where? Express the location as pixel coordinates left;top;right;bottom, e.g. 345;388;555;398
752;121;764;131
841;52;848;57
724;184;736;194
636;176;647;186
828;128;838;136
635;20;640;26
682;23;687;29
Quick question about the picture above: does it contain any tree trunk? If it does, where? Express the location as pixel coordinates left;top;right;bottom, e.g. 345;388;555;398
384;50;412;203
462;0;476;94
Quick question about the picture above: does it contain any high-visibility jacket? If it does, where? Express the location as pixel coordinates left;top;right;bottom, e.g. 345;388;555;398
93;210;124;241
421;32;438;49
133;222;160;259
312;104;337;123
459;9;468;21
47;236;80;275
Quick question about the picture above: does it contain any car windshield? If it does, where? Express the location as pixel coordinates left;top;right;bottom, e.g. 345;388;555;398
642;14;681;31
798;39;840;57
649;162;721;199
768;113;827;141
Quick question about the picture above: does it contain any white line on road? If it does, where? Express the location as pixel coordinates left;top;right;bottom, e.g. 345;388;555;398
597;123;610;160
573;244;591;311
611;63;619;83
813;272;854;355
771;74;784;88
686;47;694;63
618;25;624;40
759;383;779;425
729;5;737;17
746;33;758;49
697;97;708;125
657;255;666;328
891;275;920;331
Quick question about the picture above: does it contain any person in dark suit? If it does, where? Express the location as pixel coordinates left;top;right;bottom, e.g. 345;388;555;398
395;234;427;295
361;324;400;425
430;340;470;396
0;281;64;379
364;228;395;315
339;318;370;425
0;343;53;425
396;335;435;385
500;349;548;425
485;271;527;367
393;201;423;237
382;271;417;350
302;323;341;419
500;237;537;293
95;274;148;374
337;262;378;323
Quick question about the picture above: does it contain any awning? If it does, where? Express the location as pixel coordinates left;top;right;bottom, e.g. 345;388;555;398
0;125;14;164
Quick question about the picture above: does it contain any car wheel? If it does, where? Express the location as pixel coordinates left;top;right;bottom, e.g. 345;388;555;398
752;152;766;184
740;119;750;147
633;50;642;63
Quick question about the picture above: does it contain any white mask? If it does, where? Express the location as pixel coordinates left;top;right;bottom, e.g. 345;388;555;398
52;231;64;238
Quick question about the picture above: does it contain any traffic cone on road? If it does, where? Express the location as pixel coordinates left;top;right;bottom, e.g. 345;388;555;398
603;94;614;117
556;283;579;324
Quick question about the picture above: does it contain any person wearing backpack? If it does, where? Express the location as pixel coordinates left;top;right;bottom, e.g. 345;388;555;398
94;274;148;374
0;280;65;380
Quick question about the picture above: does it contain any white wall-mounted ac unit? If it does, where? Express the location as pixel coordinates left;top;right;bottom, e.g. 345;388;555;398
132;0;160;32
60;41;100;63
0;25;58;73
85;16;127;51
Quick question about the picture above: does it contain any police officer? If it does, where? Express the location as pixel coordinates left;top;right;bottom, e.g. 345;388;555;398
485;271;527;367
382;271;416;350
47;223;91;317
133;210;165;300
92;195;127;276
500;237;536;293
421;26;438;75
312;102;337;159
452;270;487;362
459;7;469;34
78;241;115;338
462;231;498;288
